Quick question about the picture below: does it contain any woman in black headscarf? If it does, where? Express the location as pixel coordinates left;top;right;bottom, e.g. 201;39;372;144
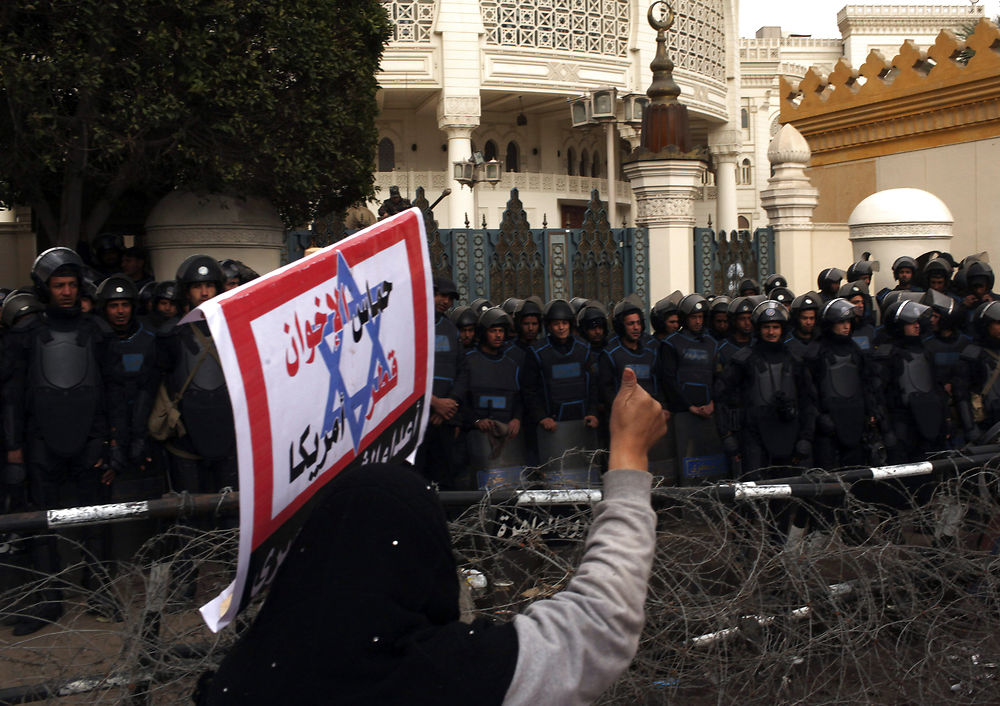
198;368;666;705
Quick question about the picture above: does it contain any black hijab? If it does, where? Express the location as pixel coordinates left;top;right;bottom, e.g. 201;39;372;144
198;464;518;705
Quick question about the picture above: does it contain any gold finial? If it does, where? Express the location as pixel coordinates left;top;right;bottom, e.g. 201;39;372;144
648;0;675;31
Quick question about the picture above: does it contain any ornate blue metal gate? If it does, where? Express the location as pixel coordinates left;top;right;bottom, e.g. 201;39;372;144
431;188;649;312
693;227;776;296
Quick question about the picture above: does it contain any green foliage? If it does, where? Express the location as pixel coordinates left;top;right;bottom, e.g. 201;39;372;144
0;0;392;244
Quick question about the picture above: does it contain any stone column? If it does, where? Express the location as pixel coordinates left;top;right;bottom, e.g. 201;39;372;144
623;158;704;300
144;192;286;281
759;124;819;296
709;129;741;233
438;96;481;229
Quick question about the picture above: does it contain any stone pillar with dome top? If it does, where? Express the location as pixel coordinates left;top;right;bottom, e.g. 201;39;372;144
622;1;708;300
760;123;819;297
847;188;953;294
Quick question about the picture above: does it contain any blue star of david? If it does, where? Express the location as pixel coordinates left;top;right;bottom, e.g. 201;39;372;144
317;251;392;454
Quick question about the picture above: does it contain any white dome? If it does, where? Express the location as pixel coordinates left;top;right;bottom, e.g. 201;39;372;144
848;188;952;227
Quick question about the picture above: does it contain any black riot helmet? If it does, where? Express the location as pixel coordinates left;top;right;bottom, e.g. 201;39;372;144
790;291;821;319
891;255;919;279
176;254;225;294
768;286;795;308
879;290;922;316
762;273;787;295
820;297;856;328
728;295;755;318
433;276;459;299
1;291;44;329
517;296;543;321
569;297;591;316
449;305;478;329
138;281;157;314
31;247;85;301
921;288;959;330
95;275;138;308
650;295;679;335
576;300;609;332
923;257;952;282
816;267;845;293
846;256;877;283
973;301;1000;338
543;298;575;323
219;258;241;283
677;293;707;321
500;297;523;317
476;306;513;339
838;280;869;300
469;298;493;317
751;299;791;329
966;260;995;292
612;294;645;337
737;278;761;297
709;295;732;315
153;280;177;304
883;299;931;337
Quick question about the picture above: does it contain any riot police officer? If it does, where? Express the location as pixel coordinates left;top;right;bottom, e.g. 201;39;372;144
597;295;660;410
873;299;948;463
650;295;681;342
876;256;924;306
817;267;845;303
921;289;972;445
514;296;544;349
158;255;238;494
846;256;876;288
785;292;821;360
449;305;479;351
525;300;599;480
717;300;817;478
451;308;525;487
417;277;462;487
838;280;876;352
146;280;179;331
97;275;159;483
3;248;115;634
707;295;731;343
716;296;755;369
806;298;879;468
763;273;788;297
660;294;715;418
956;301;1000;440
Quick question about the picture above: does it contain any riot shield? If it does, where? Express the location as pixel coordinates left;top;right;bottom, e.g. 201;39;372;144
536;419;600;488
672;411;729;486
467;426;528;489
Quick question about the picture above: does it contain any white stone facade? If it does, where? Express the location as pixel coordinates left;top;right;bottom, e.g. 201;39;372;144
375;2;983;236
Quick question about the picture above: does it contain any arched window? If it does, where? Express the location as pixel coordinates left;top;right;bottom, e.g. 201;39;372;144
592;152;601;179
740;108;749;130
738;215;750;230
378;137;395;172
567;147;576;176
484;140;498;162
580;149;589;177
739;158;752;186
505;141;520;173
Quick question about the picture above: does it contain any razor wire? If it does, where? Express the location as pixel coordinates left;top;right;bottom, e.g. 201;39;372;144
0;450;998;704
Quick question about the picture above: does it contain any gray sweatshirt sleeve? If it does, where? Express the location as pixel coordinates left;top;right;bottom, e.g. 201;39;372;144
503;469;656;705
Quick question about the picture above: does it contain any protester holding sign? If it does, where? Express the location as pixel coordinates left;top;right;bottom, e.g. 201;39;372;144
196;367;665;705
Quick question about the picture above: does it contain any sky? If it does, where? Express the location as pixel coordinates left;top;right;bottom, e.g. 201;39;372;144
738;0;999;38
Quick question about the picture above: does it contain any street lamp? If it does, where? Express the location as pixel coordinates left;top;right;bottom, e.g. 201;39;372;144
452;152;503;189
569;87;625;225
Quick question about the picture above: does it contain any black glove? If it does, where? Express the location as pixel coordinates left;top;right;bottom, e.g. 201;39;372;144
722;434;740;457
794;439;812;460
882;430;898;450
